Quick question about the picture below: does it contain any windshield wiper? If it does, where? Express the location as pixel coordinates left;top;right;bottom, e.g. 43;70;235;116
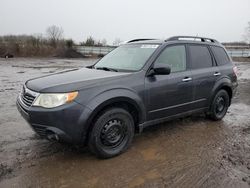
95;67;118;72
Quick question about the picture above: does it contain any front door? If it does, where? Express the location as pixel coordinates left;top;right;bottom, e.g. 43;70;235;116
145;44;194;121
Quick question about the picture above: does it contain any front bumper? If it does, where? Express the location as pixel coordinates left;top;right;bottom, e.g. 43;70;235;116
16;96;92;144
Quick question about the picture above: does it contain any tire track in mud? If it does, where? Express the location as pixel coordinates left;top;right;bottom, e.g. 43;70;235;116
0;58;95;182
216;62;250;187
0;59;250;187
144;124;225;187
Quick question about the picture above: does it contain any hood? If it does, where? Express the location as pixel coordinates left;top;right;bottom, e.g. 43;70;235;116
26;68;130;93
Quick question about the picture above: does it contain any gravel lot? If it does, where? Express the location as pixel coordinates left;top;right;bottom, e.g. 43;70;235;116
0;58;250;187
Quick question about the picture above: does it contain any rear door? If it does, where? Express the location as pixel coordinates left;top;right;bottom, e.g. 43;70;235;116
210;45;237;93
210;45;235;77
188;44;219;109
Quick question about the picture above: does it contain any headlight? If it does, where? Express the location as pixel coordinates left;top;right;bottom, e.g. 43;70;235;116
33;91;78;108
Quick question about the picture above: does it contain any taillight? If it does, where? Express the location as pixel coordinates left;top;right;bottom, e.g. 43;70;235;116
233;66;238;77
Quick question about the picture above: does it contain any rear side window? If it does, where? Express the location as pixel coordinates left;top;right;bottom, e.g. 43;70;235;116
189;45;213;69
211;46;230;66
155;45;186;72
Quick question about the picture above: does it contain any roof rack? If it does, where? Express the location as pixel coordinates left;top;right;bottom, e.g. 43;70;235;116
165;36;218;43
127;39;156;43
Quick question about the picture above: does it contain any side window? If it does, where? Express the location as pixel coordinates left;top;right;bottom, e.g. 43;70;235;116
211;46;230;66
189;45;213;69
154;45;186;72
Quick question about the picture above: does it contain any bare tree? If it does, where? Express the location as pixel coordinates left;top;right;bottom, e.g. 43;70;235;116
243;22;250;47
85;36;95;46
65;39;74;49
101;39;107;46
46;25;63;48
113;38;122;46
96;40;103;47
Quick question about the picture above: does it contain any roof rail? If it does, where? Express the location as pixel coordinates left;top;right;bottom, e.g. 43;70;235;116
127;39;156;43
165;36;218;43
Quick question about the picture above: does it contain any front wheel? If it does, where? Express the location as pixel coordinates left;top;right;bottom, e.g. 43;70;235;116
88;108;134;158
207;89;230;121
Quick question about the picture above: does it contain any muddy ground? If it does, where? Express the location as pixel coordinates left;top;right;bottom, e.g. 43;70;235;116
0;58;249;188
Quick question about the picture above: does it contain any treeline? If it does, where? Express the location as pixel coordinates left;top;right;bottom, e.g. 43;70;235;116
80;36;107;47
0;34;62;57
0;25;115;58
222;42;249;46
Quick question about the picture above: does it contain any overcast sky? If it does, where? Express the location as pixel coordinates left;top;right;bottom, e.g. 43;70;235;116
1;0;250;44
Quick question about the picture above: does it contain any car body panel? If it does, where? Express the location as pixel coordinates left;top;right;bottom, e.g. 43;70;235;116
145;70;194;120
26;68;131;93
16;37;238;144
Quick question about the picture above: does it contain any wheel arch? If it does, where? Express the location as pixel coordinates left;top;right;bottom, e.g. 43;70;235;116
209;78;233;107
81;89;146;143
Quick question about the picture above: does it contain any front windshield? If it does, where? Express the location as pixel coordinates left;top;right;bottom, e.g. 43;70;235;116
94;44;159;71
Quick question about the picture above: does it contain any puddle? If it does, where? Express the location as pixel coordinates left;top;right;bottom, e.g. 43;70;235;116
0;59;250;187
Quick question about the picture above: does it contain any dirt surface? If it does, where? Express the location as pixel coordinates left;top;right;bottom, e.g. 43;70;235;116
0;58;250;188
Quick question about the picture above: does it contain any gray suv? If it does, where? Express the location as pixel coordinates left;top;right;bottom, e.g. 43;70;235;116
17;36;238;158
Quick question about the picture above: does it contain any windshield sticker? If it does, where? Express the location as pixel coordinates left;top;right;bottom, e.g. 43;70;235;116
141;45;159;49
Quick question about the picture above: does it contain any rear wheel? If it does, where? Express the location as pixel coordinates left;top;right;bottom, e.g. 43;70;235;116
88;108;134;158
207;89;230;121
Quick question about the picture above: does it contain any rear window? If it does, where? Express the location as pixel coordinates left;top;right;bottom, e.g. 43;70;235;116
211;46;230;66
189;45;213;69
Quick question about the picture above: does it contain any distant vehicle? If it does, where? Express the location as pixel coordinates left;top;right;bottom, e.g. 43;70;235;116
17;36;238;158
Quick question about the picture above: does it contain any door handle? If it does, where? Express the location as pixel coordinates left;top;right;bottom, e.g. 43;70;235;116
182;77;192;82
214;72;221;76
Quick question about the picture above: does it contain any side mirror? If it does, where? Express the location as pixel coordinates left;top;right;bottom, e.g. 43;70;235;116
148;64;171;76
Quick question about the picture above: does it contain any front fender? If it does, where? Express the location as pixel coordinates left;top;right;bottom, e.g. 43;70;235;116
79;88;146;143
86;88;146;121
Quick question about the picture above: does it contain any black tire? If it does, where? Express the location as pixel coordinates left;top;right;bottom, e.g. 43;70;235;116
88;108;134;158
207;89;230;121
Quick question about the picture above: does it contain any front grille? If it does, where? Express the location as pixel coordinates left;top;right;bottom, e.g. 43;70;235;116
19;86;38;107
21;92;36;107
33;124;47;137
